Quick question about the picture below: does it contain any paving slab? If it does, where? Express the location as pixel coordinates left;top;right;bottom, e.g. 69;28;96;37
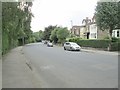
2;46;41;88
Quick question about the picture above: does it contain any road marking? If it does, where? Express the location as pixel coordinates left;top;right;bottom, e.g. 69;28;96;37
40;65;55;70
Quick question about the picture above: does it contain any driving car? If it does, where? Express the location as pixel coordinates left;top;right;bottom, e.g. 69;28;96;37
47;42;53;47
64;42;81;51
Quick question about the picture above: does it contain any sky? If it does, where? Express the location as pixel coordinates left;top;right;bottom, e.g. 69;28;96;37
31;0;98;32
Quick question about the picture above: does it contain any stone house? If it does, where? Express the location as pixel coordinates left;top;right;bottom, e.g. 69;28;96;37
112;29;120;38
71;16;108;39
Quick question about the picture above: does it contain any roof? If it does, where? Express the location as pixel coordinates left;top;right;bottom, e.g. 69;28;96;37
72;25;86;28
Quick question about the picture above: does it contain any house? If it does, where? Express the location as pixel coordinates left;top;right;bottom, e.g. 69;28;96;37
89;23;108;39
79;25;86;39
89;23;97;39
71;16;109;39
112;29;120;38
70;25;86;38
71;26;81;37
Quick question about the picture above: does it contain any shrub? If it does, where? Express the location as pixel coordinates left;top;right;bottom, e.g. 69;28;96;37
69;38;111;49
110;42;120;51
104;36;110;40
111;37;120;42
69;38;120;51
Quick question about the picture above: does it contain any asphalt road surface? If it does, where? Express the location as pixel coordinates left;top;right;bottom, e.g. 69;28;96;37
23;42;118;88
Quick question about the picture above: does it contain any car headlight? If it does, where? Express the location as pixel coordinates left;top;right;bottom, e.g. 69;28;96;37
71;46;75;49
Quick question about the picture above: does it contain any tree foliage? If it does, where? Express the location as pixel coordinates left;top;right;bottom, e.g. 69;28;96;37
50;26;70;44
56;27;69;43
50;28;58;44
43;25;57;40
33;30;44;41
95;1;119;39
2;2;33;54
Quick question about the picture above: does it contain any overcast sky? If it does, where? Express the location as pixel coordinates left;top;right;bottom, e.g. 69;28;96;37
31;0;98;32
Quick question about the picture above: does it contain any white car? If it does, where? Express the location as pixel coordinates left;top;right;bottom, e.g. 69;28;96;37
47;42;53;47
64;42;81;51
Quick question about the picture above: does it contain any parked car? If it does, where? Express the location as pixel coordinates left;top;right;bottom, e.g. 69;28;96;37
64;42;81;51
47;42;53;47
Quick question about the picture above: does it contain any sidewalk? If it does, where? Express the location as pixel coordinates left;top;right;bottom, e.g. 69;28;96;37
81;47;119;56
55;44;118;55
2;47;41;88
0;58;2;89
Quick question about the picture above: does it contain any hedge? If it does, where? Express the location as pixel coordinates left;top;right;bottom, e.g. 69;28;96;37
68;38;119;51
110;42;120;51
69;38;110;48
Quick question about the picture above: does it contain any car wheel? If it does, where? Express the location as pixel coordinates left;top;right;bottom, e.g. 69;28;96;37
64;47;66;50
70;47;73;51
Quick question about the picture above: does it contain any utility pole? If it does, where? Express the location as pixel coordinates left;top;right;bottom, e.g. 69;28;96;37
70;20;73;36
70;20;73;28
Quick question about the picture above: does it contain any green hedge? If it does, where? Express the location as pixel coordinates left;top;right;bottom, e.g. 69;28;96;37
111;37;120;42
69;38;111;48
111;42;120;51
68;38;119;51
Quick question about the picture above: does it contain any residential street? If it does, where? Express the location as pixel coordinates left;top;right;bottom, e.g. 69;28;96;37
23;42;118;88
3;43;118;88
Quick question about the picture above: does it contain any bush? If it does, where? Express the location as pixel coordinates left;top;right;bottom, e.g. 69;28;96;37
69;38;120;51
104;36;110;40
110;42;120;51
69;38;111;49
112;37;120;42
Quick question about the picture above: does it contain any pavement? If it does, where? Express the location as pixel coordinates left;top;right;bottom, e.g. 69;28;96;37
54;44;119;56
2;46;41;88
0;58;2;89
81;48;119;56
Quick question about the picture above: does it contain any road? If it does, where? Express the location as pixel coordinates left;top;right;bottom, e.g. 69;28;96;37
23;42;118;88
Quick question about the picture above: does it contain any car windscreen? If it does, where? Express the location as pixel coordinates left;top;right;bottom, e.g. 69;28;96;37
70;43;78;46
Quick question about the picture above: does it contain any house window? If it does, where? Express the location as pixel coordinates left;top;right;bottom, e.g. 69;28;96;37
74;30;76;35
113;31;115;37
91;33;97;39
117;31;120;37
95;33;96;38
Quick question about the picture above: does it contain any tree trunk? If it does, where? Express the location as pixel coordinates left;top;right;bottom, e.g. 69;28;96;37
108;29;112;51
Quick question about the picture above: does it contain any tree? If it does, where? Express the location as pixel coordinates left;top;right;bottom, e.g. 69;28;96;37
39;30;44;39
33;32;40;41
2;2;33;54
33;30;44;42
117;1;120;28
95;1;119;40
56;27;69;44
50;28;58;44
43;25;57;40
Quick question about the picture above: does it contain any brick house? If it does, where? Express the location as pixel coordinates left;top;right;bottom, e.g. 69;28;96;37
112;29;120;38
71;16;108;39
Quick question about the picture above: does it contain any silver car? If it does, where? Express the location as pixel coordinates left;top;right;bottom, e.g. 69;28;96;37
64;42;81;51
47;42;53;47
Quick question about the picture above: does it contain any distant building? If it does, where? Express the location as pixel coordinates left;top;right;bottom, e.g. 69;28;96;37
71;26;81;37
89;23;108;39
71;15;108;39
89;23;97;39
112;29;120;38
70;25;86;38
